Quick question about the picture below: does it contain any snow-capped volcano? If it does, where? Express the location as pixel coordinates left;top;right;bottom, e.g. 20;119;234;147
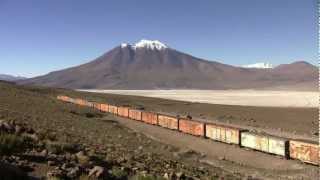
121;39;168;50
242;62;273;69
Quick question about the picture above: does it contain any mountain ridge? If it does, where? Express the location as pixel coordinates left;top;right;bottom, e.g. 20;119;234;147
0;74;27;82
19;40;317;91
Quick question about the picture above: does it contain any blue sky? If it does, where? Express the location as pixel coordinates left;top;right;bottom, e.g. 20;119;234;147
0;0;317;77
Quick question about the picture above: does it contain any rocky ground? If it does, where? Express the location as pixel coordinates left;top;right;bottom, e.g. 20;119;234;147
0;82;243;179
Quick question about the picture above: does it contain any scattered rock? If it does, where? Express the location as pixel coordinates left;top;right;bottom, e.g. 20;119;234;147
89;166;105;178
75;151;90;165
47;160;56;166
67;166;80;179
47;169;64;179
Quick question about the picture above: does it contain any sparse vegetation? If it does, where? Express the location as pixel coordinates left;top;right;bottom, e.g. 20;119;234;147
111;167;128;180
0;133;26;155
130;174;166;180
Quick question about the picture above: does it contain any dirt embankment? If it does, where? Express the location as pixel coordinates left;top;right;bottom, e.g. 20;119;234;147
0;82;241;179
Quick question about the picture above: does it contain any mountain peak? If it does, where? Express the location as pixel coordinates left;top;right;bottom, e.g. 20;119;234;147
242;62;273;69
120;39;168;50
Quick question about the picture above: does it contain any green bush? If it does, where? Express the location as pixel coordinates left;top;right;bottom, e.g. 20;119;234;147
111;167;128;180
45;141;80;154
0;133;26;155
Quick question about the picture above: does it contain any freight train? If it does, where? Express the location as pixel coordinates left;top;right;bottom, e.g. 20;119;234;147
57;95;319;165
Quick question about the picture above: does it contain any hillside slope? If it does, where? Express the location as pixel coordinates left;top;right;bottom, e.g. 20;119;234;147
20;40;318;90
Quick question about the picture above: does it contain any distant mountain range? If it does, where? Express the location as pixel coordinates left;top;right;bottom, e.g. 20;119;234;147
0;74;27;82
19;39;318;91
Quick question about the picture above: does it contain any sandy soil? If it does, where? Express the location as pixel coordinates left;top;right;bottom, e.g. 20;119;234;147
81;89;318;108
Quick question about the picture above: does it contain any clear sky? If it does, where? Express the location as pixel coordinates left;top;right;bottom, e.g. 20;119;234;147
0;0;317;77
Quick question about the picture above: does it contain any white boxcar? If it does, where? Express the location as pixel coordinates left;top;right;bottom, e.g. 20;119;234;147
268;136;288;157
241;132;288;157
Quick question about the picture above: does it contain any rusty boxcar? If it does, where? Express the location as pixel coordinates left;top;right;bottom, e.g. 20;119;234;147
93;102;102;111
57;95;65;101
100;103;109;112
57;95;70;102
75;98;86;106
179;118;205;136
206;124;241;145
118;107;129;117
108;105;118;114
141;111;158;125
289;140;319;165
129;109;142;121
158;114;178;130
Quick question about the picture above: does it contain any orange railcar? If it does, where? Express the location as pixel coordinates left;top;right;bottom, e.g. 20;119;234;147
100;103;109;112
74;98;84;106
108;105;118;114
129;109;142;121
158;114;178;130
142;111;158;125
57;95;70;102
289;140;319;165
93;102;102;111
179;118;205;137
118;107;129;117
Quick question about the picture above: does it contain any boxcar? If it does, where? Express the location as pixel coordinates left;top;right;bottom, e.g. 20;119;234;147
100;104;109;112
268;136;289;157
179;118;205;136
57;95;64;101
75;99;86;106
93;103;102;111
289;140;319;165
84;101;94;108
158;114;178;130
241;132;288;157
118;107;129;117
108;105;118;114
141;111;158;125
241;132;268;152
68;98;77;104
206;124;241;145
129;109;142;121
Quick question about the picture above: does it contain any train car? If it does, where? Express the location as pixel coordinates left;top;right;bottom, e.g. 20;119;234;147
85;101;94;108
57;95;64;101
268;136;289;157
75;98;86;106
141;111;158;125
108;105;118;114
206;123;241;145
93;102;102;111
289;140;319;165
68;98;77;104
100;103;109;112
179;118;205;137
241;131;288;157
241;132;268;152
129;109;142;121
118;107;129;118
158;114;179;130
